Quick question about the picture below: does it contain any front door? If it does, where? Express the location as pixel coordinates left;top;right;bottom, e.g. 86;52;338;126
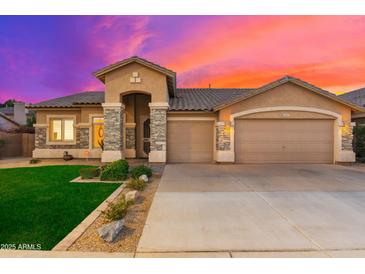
137;115;150;158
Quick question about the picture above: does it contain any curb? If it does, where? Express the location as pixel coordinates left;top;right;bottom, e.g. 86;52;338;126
52;183;126;251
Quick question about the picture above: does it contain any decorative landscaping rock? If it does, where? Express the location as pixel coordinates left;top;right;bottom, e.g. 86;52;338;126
98;219;125;243
125;190;138;203
139;174;149;183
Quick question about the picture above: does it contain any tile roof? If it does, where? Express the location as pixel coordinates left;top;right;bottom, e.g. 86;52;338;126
169;88;253;111
28;76;364;112
0;112;19;126
29;91;104;108
0;107;14;116
339;87;365;107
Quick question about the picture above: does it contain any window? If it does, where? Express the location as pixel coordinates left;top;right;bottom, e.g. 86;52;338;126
92;117;104;148
49;118;75;142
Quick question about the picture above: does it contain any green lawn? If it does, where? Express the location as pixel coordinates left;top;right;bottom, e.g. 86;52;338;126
0;165;120;250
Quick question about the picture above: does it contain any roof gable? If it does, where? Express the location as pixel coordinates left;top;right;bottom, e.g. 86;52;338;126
214;76;365;112
94;56;176;97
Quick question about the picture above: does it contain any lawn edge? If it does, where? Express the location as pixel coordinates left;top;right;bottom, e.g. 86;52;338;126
52;183;126;251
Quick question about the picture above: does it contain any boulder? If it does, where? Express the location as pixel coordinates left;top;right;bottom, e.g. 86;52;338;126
139;174;149;183
125;190;138;203
98;219;124;243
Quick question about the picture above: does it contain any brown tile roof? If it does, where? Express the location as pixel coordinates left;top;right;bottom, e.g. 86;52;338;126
339;87;365;107
28;76;364;112
0;112;20;127
169;88;253;111
29;91;104;108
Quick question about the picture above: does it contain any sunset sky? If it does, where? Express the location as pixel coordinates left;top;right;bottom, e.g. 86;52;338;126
1;16;365;103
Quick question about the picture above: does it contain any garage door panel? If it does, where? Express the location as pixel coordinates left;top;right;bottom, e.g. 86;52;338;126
235;119;334;164
167;120;214;163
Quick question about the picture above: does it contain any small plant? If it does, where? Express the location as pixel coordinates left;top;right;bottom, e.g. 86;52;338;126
29;158;40;164
79;167;100;179
100;159;129;181
0;139;5;148
104;194;133;221
126;178;147;191
131;165;152;179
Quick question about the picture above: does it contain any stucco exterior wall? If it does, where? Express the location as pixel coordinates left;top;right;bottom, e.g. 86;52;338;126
216;83;355;163
104;63;169;103
80;107;103;123
33;108;103;159
36;109;81;124
219;83;352;122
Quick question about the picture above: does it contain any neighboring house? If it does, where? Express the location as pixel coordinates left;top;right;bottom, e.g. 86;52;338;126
0;102;32;125
28;56;364;164
339;88;365;125
0;112;20;132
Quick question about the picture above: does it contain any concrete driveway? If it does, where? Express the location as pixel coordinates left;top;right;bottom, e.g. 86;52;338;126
137;164;365;257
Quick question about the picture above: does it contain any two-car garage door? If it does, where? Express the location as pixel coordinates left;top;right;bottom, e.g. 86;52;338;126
166;119;334;164
235;119;334;164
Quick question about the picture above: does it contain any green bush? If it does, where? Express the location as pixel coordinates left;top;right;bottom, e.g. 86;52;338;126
354;125;365;160
126;178;147;191
104;194;133;221
79;167;100;179
29;158;40;164
100;160;129;181
0;139;5;148
131;165;152;179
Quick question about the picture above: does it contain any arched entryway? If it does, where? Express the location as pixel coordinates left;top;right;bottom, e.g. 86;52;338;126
122;93;151;158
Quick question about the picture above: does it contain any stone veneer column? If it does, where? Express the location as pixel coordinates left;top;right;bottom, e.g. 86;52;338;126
215;121;235;162
338;120;355;162
101;103;125;162
79;128;89;149
149;102;168;163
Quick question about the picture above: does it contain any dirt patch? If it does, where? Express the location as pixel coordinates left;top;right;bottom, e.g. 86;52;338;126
68;177;160;252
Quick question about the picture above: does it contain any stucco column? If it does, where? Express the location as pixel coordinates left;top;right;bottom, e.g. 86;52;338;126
149;102;168;163
101;103;125;162
215;121;235;162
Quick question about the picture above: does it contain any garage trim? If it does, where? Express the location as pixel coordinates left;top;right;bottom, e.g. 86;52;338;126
226;106;343;163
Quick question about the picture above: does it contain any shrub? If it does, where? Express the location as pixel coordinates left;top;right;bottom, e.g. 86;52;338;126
79;167;100;179
126;178;147;191
104;194;133;221
354;125;365;160
100;159;129;181
131;165;152;179
29;158;40;164
0;139;5;148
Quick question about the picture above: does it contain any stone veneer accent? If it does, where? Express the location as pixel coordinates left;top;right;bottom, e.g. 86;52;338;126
35;127;80;149
216;122;230;151
103;106;124;151
126;127;136;149
150;108;166;151
342;121;354;151
35;127;46;149
79;128;89;149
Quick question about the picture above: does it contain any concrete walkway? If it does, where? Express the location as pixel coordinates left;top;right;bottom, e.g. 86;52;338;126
137;164;365;257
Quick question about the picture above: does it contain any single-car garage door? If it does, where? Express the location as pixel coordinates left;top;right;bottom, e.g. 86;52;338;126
235;119;334;164
167;120;214;163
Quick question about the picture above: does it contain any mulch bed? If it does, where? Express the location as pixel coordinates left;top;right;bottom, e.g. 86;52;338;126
68;177;160;253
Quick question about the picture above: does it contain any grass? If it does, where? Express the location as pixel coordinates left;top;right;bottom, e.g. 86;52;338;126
0;165;120;250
